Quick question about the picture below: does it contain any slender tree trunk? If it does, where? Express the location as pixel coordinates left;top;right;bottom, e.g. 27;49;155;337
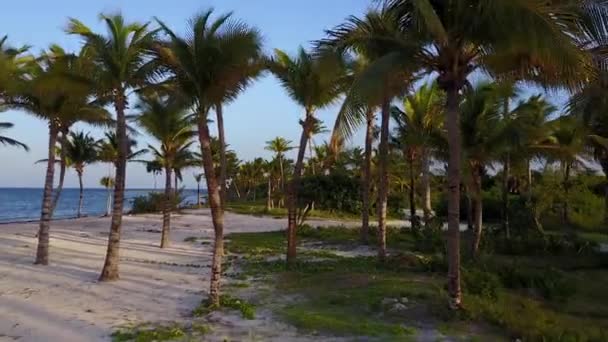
279;157;285;208
51;129;68;213
361;109;374;244
99;95;128;281
563;162;571;226
197;110;225;306
409;151;416;227
471;165;483;257
309;137;315;175
421;148;432;226
216;104;228;207
105;164;113;217
34;123;58;265
502;154;510;239
604;176;608;226
77;170;84;218
266;177;272;211
377;99;390;261
197;181;201;208
287;111;313;266
445;86;462;309
161;167;172;248
465;186;473;232
174;172;178;192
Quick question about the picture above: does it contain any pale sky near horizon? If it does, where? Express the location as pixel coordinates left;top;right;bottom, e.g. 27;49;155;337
0;0;375;188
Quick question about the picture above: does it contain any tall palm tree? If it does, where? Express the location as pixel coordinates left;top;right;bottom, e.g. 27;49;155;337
68;14;158;281
391;82;444;226
153;9;259;305
65;131;98;217
323;0;595;308
135;94;196;248
268;47;346;265
265;136;293;205
0;122;28;150
5;48;107;265
99;176;115;217
0;35;31;97
145;160;163;189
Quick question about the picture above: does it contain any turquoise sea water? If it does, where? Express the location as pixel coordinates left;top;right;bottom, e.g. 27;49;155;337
0;188;202;223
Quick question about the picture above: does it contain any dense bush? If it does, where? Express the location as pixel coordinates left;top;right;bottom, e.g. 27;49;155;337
498;266;576;302
299;173;361;214
462;268;501;300
411;218;445;253
131;190;184;214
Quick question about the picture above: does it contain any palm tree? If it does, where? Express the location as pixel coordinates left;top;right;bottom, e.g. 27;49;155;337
64;131;98;218
0;35;31;97
145;160;163;189
5;48;107;265
135;94;196;248
459;83;506;256
265;136;293;205
268;47;346;265
153;9;260;306
0;122;28;150
194;173;204;207
68;14;158;281
391;82;444;227
99;176;115;216
323;0;595;309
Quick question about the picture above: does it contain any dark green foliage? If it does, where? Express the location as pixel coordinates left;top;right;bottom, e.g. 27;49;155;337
130;190;185;214
411;218;445;253
299;173;361;214
462;268;501;300
499;266;576;302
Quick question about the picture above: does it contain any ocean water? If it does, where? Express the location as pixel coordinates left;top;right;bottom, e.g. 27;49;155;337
0;188;203;223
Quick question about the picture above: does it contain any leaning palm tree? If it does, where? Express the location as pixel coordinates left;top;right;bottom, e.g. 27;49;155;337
65;131;98;217
0;122;28;150
67;14;158;280
135;95;196;248
391;82;444;226
5;49;107;265
153;9;260;306
268;47;346;265
323;0;595;308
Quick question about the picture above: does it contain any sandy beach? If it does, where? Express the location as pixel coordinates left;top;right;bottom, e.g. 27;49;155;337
0;210;358;342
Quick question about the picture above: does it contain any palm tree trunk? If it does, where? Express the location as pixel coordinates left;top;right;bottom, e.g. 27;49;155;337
197;110;224;307
99;95;127;281
361;109;374;244
34;123;58;265
266;177;272;211
105;164;113;217
409;151;416;228
377;98;390;261
604;176;608;225
51;129;68;213
216;104;228;207
197;181;201;208
77;170;84;218
465;186;473;231
174;172;178;192
279;157;285;208
471;165;483;257
502;154;510;239
287;111;313;266
563;162;571;226
445;86;462;309
421;147;432;226
161;167;172;248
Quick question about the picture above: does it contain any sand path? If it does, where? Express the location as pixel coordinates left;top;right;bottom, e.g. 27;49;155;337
0;210;363;342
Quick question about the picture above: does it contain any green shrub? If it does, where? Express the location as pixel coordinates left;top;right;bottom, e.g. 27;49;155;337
193;294;255;319
462;268;501;300
130;190;185;214
499;266;576;302
299;172;362;214
411;218;445;253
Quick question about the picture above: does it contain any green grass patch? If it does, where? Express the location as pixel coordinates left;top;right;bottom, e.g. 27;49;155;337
111;324;186;342
193;294;255;320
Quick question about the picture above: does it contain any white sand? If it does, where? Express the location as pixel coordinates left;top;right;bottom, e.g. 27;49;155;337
0;209;357;342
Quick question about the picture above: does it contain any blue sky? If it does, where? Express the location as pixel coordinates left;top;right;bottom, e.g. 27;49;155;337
0;0;373;188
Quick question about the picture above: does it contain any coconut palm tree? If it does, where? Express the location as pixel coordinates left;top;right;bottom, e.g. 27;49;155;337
268;47;346;265
135;94;196;248
5;48;108;265
99;176;115;217
265;136;293;205
0;35;31;97
391;82;444;227
0;122;28;150
67;14;158;280
64;131;99;217
319;8;418;259
323;0;595;309
153;9;261;305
